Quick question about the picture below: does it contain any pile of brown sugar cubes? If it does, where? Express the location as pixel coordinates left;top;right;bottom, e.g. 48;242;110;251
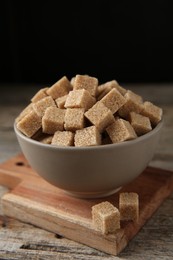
92;192;139;234
16;74;163;147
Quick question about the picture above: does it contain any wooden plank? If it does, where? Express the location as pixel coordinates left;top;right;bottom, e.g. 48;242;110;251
1;154;173;255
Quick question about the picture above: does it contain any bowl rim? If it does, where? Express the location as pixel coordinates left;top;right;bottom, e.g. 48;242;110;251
14;119;163;151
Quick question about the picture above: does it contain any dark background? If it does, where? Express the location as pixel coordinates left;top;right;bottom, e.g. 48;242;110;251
1;1;173;86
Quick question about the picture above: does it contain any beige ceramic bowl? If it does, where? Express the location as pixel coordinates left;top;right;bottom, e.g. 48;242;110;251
14;120;163;198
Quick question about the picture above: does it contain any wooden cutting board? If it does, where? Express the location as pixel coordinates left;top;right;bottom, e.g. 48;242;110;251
0;154;173;256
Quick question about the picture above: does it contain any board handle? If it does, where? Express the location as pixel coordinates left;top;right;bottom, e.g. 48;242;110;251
0;169;22;189
0;154;31;189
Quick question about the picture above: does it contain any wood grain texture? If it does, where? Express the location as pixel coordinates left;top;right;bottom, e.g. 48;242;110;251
1;154;173;256
0;84;173;259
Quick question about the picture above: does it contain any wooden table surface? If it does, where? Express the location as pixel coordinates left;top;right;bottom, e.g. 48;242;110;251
0;84;173;259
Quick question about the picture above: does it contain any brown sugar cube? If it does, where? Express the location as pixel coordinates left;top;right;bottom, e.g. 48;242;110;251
106;118;137;143
97;83;112;100
37;134;53;144
31;129;52;143
17;110;42;137
74;126;101;147
70;76;76;86
119;192;139;222
41;135;53;144
46;76;72;99
32;96;56;118
64;108;85;131
118;90;143;118
129;111;152;136
97;80;127;99
42;107;65;134
52;131;74;146
114;83;127;96
92;202;120;234
55;95;68;109
141;101;163;126
85;102;114;132
100;88;126;114
73;74;98;97
64;89;96;111
31;87;49;103
15;103;33;123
